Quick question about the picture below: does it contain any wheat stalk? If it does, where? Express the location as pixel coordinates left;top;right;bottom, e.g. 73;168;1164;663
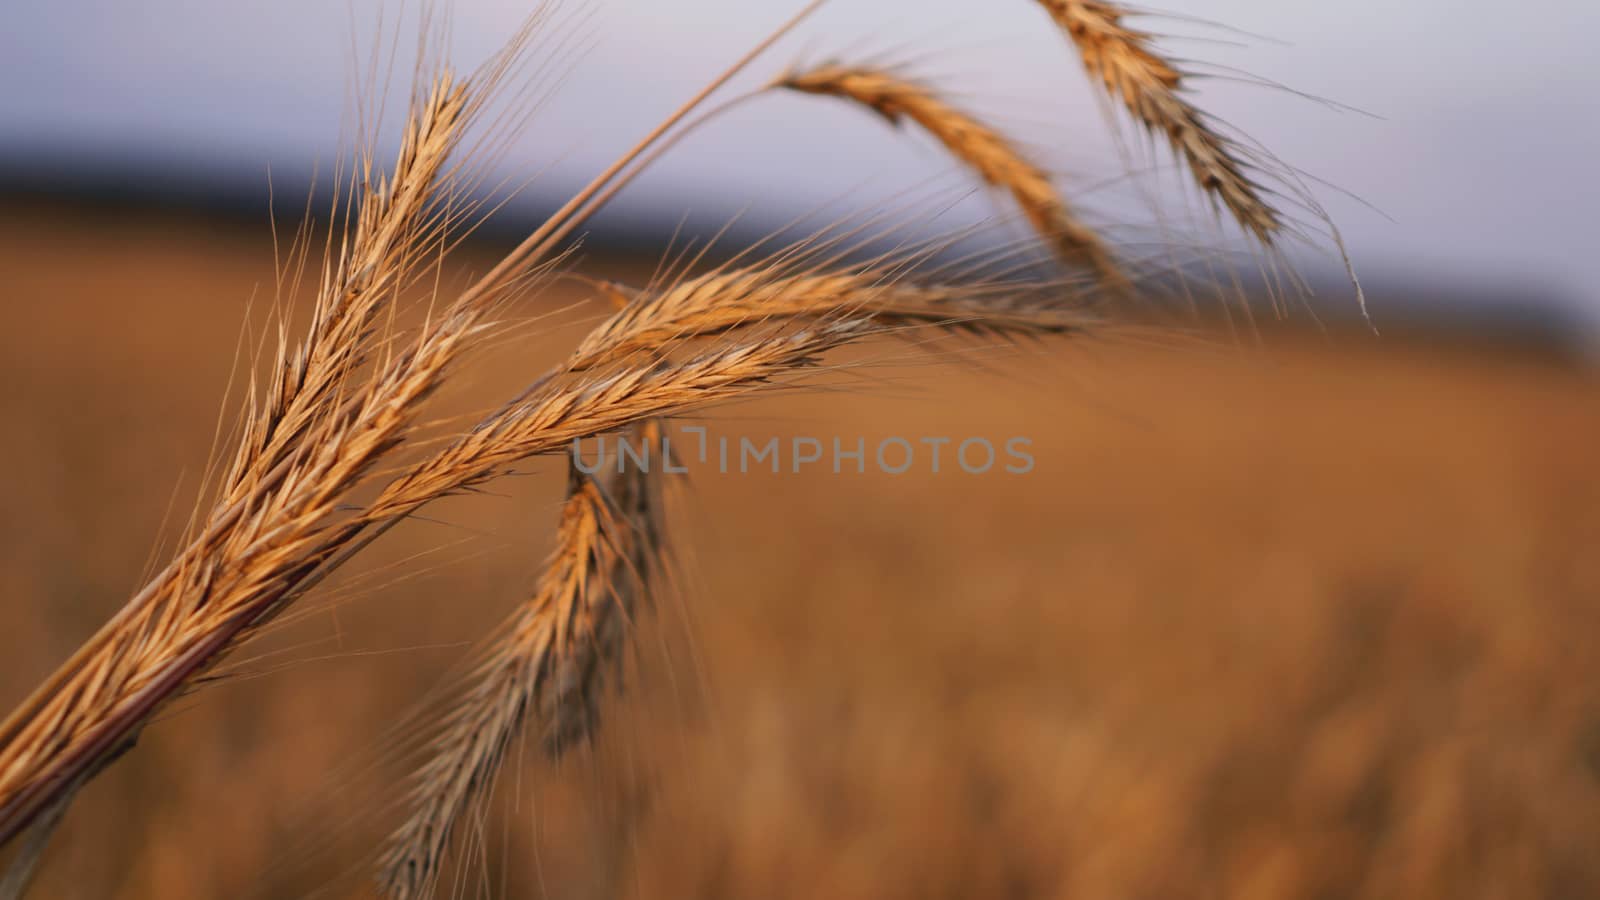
1035;0;1281;242
779;64;1128;291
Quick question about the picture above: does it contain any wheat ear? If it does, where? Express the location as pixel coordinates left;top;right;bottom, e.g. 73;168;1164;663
779;65;1127;291
1036;0;1281;241
572;268;1092;370
378;431;669;898
0;70;489;846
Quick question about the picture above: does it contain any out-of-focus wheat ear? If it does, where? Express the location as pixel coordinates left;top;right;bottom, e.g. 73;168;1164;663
1036;0;1282;243
540;420;673;755
778;65;1128;292
378;424;671;899
572;269;1094;370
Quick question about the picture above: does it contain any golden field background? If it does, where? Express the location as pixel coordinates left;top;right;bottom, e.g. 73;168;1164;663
2;205;1600;898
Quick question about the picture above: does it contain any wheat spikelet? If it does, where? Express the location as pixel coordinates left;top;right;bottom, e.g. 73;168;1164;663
779;65;1127;290
1036;0;1281;242
378;432;670;899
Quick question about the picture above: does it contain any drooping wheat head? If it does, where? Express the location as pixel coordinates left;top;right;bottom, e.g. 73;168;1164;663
378;428;671;898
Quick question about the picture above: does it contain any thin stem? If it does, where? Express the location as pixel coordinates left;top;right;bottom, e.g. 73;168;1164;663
561;91;766;239
0;788;68;900
464;0;829;299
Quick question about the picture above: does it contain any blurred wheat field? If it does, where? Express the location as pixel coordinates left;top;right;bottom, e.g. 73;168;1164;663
3;205;1600;898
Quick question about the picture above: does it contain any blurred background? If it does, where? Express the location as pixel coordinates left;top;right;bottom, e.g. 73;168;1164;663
3;1;1600;897
6;0;1599;344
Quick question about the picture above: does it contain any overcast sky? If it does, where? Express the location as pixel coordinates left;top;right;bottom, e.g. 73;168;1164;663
4;1;1596;329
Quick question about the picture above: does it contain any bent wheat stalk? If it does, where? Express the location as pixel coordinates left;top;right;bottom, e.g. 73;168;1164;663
779;64;1128;291
1035;0;1282;241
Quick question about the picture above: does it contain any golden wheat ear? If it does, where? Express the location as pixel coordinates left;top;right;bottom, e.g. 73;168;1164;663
0;66;488;849
777;64;1129;292
1035;0;1282;243
378;423;671;900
